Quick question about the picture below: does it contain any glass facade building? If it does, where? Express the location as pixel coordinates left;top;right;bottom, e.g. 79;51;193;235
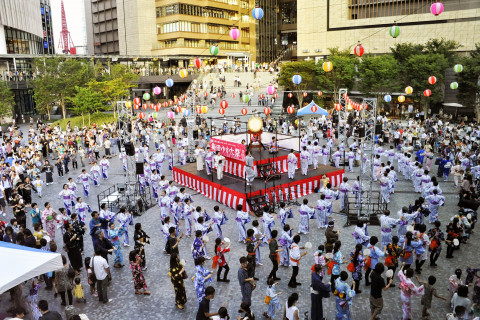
40;0;55;54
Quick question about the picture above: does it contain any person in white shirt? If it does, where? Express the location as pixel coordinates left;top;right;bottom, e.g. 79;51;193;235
287;235;308;288
90;250;112;304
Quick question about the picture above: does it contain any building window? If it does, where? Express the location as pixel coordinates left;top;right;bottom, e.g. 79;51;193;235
4;27;42;54
157;4;236;20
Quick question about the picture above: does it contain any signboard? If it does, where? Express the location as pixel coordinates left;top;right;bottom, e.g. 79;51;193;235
210;138;246;162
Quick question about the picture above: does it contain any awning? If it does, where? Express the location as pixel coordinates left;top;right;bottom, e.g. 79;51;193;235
0;242;62;294
297;101;329;116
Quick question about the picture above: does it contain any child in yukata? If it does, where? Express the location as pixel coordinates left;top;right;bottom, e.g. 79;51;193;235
77;169;92;197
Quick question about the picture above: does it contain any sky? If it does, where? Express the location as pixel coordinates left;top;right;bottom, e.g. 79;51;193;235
50;0;87;54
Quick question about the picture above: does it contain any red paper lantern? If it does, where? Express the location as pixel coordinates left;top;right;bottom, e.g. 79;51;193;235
219;108;225;115
274;93;278;99
287;106;294;114
194;57;202;69
169;100;173;106
354;43;365;57
232;93;235;98
288;93;293;98
164;102;168;108
175;106;181;113
183;94;187;99
317;91;322;96
142;104;148;110
311;105;318;113
424;89;432;97
196;106;202;114
264;107;271;115
217;92;222;97
155;105;160;112
358;104;364;111
134;97;141;105
138;112;145;119
174;98;178;104
303;92;308;97
428;76;436;85
335;103;342;111
241;108;248;115
260;94;264;99
134;104;140;110
178;97;183;102
220;100;228;109
204;92;208;97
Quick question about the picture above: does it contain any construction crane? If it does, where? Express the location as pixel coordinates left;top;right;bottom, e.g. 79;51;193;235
58;0;76;54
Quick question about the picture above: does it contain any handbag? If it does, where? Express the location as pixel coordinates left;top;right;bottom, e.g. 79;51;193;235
264;295;271;304
181;270;188;280
89;257;97;283
347;262;355;273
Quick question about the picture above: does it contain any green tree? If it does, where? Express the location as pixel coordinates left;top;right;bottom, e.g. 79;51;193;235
391;43;425;66
316;48;358;103
0;81;14;123
33;57;93;119
278;60;318;107
457;44;480;121
424;38;460;65
357;54;400;102
68;86;105;126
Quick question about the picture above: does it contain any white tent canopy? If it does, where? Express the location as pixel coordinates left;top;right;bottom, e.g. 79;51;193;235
0;242;62;294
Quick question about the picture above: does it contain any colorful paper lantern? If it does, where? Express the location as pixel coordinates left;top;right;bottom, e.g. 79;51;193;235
389;25;400;38
165;78;174;87
358;104;364;111
398;95;405;103
219;108;225;115
241;108;248;115
220;100;228;109
167;111;175;119
424;89;432;97
267;85;276;95
354;43;364;57
405;86;413;95
183;109;191;117
335;103;342;111
274;93;278;99
231;93;235;98
450;82;458;90
138;112;145;119
428;76;437;85
454;64;463;73
163;102;168;108
264;107;271;115
155;105;160;112
134;97;141;105
175;106;181;113
179;69;188;78
174;98;178;104
209;45;219;56
204;92;208;97
134;104;140;110
292;74;302;85
143;93;150;101
142;104;148;110
288;93;293;98
153;86;161;95
229;28;240;40
303;92;308;97
311;105;318;113
384;95;392;102
150;103;155;109
194;57;202;69
287;106;294;114
201;105;209;114
152;112;158;119
260;94;264;99
322;61;333;72
169;100;174;106
430;2;444;16
317;91;322;96
196;106;202;114
217;92;222;97
252;7;264;20
242;94;250;103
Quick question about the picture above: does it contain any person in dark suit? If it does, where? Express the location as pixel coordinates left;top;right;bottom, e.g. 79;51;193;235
38;300;63;320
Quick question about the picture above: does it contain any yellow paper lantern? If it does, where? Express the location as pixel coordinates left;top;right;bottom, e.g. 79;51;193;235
295;119;299;126
322;60;333;72
201;105;209;114
405;86;413;95
398;95;405;103
179;69;188;78
126;101;132;108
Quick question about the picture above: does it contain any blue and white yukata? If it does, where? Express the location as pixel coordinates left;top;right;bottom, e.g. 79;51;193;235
159;195;171;221
300;151;310;175
420;175;432;198
212;209;228;240
120;152;127;172
338;182;352;211
316;199;331;228
334;278;356;320
397;210;417;237
266;284;281;318
194;265;213;305
352;180;364;207
108;227;125;265
425;194;445;223
252;226;264;264
117;212;133;245
379;176;391;204
170;201;182;227
379;214;400;248
192;236;206;259
346;151;355;172
412;168;423;193
58;189;74;215
77;173;92;196
287;153;298;179
204;151;214;175
277;208;293;229
262;211;275;241
321;187;339;214
236;210;250;243
100;159;110;179
67;182;77;199
150;174;160;199
99;209;116;238
166;152;173;171
183;203;194;236
365;243;384;270
167;185;179;200
352;225;370;246
75;202;92;223
322;147;329;165
90;165;101;186
298;204;315;234
279;230;293;266
332;150;342;168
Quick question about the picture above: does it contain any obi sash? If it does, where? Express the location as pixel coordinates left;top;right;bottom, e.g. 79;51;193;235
381;228;392;233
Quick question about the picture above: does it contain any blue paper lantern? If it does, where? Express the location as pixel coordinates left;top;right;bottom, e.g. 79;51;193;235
165;78;174;87
252;7;264;20
384;94;392;102
183;109;191;117
292;74;302;85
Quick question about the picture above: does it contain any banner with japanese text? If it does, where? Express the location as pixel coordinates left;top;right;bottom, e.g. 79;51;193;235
210;138;246;162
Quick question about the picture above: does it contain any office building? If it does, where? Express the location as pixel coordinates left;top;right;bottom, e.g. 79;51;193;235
85;0;120;55
40;0;54;54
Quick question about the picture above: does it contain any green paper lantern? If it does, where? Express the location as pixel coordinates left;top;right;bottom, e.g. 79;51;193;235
453;64;463;73
242;94;250;103
209;45;219;56
152;112;158;119
450;82;458;90
143;93;151;101
389;25;400;38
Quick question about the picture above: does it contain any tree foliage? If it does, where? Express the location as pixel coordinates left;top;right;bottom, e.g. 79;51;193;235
278;60;318;107
357;54;400;98
457;44;480;121
0;81;14;123
68;86;105;127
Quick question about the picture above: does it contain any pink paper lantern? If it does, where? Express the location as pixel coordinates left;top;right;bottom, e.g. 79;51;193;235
267;85;276;95
153;86;161;95
229;28;240;40
167;111;175;119
430;2;444;15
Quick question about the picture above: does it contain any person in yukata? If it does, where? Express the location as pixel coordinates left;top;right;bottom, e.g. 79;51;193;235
287;149;298;179
277;202;293;229
77;169;92;197
193;256;213;306
108;222;125;268
117;206;133;247
334;271;356;320
236;204;251;243
279;224;294;267
75;197;92;224
352;221;370;247
204;147;214;175
90;161;101;186
300;146;310;175
100;156;110;179
58;184;74;215
338;177;352;213
298;198;315;235
316;194;331;229
398;264;424;320
212;205;228;240
261;205;275;241
245;151;256;186
425;189;445;223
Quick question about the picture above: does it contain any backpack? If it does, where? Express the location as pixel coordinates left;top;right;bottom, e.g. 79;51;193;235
246;239;255;254
165;236;172;254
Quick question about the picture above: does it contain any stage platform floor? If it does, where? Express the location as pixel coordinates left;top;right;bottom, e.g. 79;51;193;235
177;163;340;194
247;148;290;161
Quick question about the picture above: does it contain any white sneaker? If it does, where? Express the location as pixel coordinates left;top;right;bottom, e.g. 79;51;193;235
123;243;130;247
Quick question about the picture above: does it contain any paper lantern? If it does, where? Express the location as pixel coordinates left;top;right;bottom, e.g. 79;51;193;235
424;89;432;97
454;64;463;73
209;45;219;56
405;86;413;95
220;100;228;109
134;104;140;110
384;95;392;102
167;111;175;119
150;103;155;109
143;93;150;101
175;106;181;113
204;92;208;97
428;76;437;85
450;82;458;90
398;95;405;103
217;92;222;97
354;43;364;57
311;105;318;113
292;74;302;85
165;78;174;87
163;102;168;108
252;7;264;20
152;112;158;119
358;104;364;111
179;69;188;78
194;57;202;69
288;93;293;98
201;105;209;114
183;109;191;117
242;94;250;103
229;28;240;40
138;112;145;119
322;61;333;72
264;107;271;115
196;106;202;114
169;100;174;106
260;94;264;99
335;103;342;111
231;93;235;98
317;91;322;96
174;98;178;104
155;105;160;112
241;108;248;115
430;2;444;15
389;25;400;38
142;104;148;110
126;101;132;108
219;108;225;115
267;85;276;95
287;106;294;114
134;97;141;105
153;86;161;95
